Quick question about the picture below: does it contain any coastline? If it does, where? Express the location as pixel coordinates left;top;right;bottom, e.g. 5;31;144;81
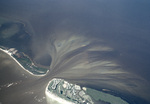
0;48;49;76
45;80;74;104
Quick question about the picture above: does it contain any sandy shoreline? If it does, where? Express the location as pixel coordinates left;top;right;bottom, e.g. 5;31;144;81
45;80;74;104
0;48;49;77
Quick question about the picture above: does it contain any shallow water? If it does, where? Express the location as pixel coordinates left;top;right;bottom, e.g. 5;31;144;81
0;0;150;104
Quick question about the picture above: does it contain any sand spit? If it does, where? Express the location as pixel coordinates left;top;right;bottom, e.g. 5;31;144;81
0;48;49;77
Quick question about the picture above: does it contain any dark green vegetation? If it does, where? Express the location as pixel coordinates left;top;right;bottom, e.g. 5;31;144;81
47;79;94;104
48;80;76;103
13;52;48;75
47;78;129;104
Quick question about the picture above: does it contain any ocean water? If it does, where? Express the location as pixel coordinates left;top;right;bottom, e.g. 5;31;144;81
0;0;150;104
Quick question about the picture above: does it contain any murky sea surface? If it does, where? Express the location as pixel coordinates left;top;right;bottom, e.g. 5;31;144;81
0;0;150;104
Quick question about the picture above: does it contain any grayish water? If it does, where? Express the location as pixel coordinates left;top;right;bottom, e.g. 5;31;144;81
0;0;150;104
